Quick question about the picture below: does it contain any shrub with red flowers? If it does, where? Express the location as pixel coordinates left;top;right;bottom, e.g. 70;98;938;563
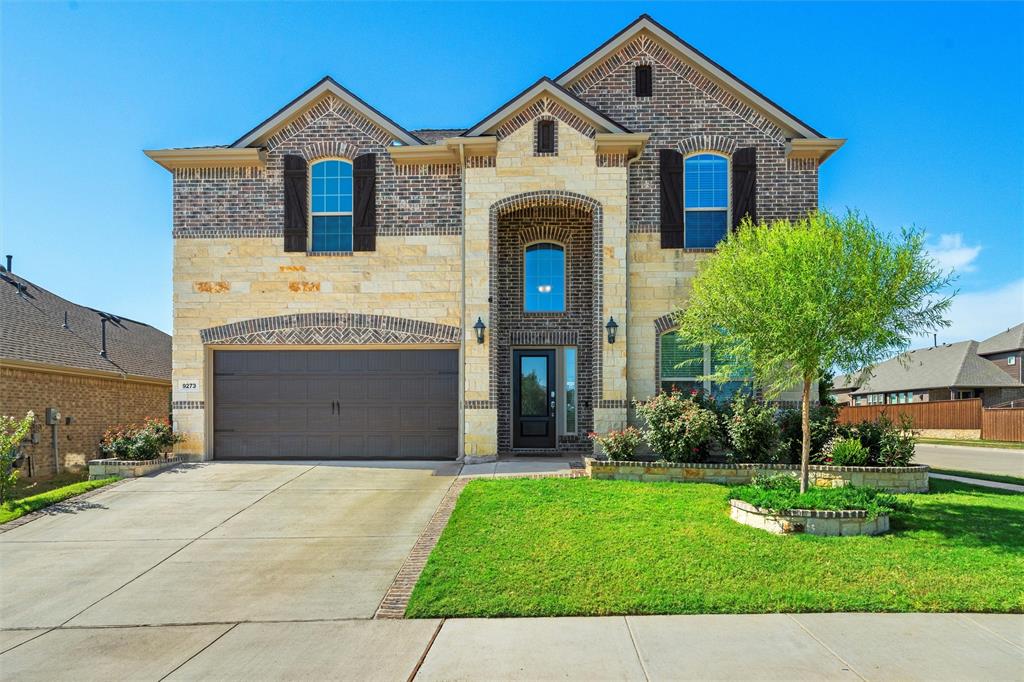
632;389;720;462
99;417;182;461
588;427;643;461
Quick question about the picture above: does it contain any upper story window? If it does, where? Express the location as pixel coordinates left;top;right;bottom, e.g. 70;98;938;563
634;65;653;97
536;119;556;154
310;159;353;252
524;243;565;312
684;153;729;248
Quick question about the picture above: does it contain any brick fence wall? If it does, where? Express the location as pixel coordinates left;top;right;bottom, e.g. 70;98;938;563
0;366;171;478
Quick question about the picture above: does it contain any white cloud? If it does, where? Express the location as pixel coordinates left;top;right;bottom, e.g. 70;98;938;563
926;233;982;273
913;278;1024;346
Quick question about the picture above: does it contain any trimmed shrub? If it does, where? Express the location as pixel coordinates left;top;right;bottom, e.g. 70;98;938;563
100;418;182;461
589;427;643;461
725;398;782;463
779;403;839;465
825;437;870;466
634;390;720;462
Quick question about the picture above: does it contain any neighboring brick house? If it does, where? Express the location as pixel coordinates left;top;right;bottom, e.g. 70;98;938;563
0;263;171;478
147;14;844;462
831;325;1024;407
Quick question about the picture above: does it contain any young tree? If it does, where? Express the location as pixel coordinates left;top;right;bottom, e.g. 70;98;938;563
674;211;952;492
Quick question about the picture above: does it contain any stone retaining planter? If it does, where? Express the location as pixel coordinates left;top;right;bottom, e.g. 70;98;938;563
88;455;182;480
729;499;890;536
585;458;929;493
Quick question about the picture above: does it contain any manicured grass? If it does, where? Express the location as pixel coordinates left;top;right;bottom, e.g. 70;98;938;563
406;478;1024;617
930;469;1024;487
918;437;1024;450
0;478;119;525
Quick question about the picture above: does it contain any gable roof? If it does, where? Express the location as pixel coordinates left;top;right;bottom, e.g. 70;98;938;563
848;341;1022;395
231;76;425;148
978;323;1024;355
462;77;631;138
0;269;171;382
555;14;825;140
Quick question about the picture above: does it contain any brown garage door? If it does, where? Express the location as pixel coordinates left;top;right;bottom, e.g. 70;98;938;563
213;349;458;460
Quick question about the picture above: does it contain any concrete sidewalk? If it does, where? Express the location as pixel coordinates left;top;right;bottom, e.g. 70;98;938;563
1;613;1020;680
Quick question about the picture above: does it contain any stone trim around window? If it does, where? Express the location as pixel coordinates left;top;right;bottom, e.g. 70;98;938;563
677;134;739;156
200;313;460;346
533;115;559;157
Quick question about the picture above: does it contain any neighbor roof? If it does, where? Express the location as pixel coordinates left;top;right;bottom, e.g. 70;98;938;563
230;76;426;148
978;323;1024;355
461;77;631;138
848;341;1023;396
555;14;826;140
0;270;171;382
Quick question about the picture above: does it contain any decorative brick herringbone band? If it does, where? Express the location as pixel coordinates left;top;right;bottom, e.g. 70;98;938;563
200;313;461;345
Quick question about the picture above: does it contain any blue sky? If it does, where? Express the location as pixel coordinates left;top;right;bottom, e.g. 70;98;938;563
2;1;1022;341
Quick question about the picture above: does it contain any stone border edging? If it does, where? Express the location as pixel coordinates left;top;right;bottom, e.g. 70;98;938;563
0;477;130;534
729;498;890;536
88;456;183;480
586;458;930;493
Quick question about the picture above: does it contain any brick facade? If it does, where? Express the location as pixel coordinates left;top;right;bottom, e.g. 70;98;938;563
160;17;831;460
0;366;171;478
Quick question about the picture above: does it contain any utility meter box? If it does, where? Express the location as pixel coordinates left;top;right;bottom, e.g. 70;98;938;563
45;408;61;425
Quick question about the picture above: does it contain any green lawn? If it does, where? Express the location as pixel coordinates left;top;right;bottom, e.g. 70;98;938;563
406;478;1024;617
0;477;119;525
930;469;1024;487
918;437;1024;450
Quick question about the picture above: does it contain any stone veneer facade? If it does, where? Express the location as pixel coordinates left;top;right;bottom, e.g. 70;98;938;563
161;17;831;461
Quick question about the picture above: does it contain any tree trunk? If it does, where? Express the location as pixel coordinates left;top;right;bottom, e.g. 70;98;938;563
800;376;812;494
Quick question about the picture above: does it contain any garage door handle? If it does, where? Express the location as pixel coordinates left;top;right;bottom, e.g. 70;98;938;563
330;400;336;415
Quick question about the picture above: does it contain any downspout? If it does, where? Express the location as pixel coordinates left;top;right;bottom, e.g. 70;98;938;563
458;141;467;461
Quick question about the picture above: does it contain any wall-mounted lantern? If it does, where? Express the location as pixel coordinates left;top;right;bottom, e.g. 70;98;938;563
473;317;487;344
606;316;619;344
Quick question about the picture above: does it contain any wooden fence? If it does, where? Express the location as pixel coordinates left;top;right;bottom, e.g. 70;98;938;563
837;398;982;430
981;408;1024;442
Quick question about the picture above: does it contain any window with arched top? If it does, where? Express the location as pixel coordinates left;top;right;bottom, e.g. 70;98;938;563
310;159;353;252
684;153;729;248
523;243;565;312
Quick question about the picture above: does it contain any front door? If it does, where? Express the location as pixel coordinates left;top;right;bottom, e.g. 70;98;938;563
513;349;556;449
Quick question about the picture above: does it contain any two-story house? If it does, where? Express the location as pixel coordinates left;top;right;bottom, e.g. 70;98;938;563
147;14;844;462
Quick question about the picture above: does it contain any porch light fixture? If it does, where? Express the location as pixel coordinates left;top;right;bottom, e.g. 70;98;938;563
606;316;619;344
473;317;486;344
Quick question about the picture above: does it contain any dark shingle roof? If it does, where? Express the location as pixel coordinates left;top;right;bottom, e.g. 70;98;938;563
848;340;1022;395
0;270;170;381
411;129;466;144
978;323;1024;355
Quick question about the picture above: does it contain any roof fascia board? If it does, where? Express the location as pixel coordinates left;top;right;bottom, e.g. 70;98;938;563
594;132;650;158
144;148;266;171
462;78;629;138
388;144;460;165
786;138;846;164
0;358;171;386
555;16;824;140
231;78;424;148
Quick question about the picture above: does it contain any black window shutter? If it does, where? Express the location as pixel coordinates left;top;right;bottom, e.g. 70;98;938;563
732;147;757;230
283;155;308;252
537;120;555;153
635;65;652;97
353;153;377;251
659;149;684;248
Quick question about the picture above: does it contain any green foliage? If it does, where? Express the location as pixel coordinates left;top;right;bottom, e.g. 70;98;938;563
779;404;839;464
406;477;1023;617
730;474;908;520
0;477;118;525
588;427;643;461
837;415;916;467
724;398;782;463
0;411;35;505
100;418;182;461
824;437;870;466
673;210;953;489
633;390;720;462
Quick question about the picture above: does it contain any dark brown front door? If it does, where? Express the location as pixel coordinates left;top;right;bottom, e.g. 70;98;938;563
513;349;556;449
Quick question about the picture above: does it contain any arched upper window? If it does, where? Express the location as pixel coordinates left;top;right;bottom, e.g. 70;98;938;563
310;159;353;252
523;243;565;312
684;153;729;248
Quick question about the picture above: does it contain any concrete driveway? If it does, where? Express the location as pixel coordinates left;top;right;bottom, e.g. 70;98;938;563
0;460;459;679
